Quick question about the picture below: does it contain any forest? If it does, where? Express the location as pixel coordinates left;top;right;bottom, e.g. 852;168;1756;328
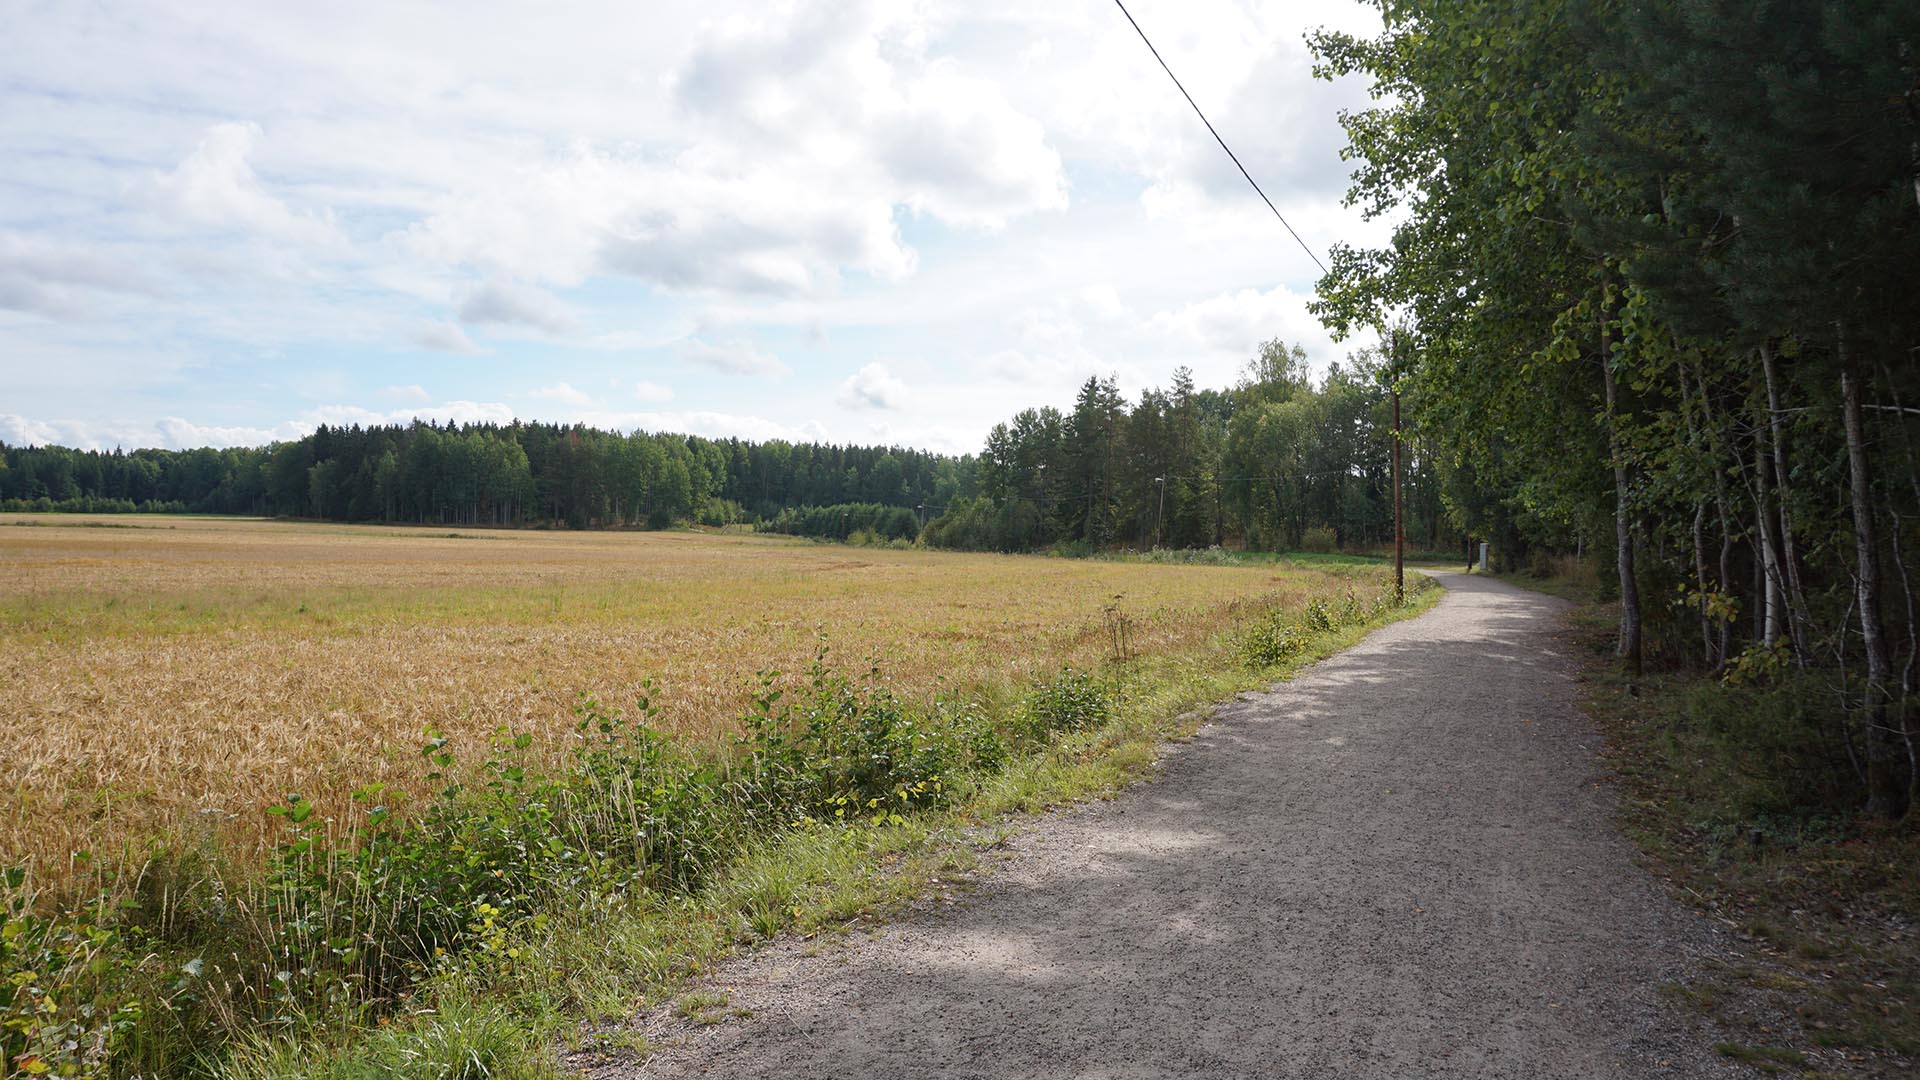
0;424;973;530
923;346;1449;555
0;341;1452;557
1309;0;1919;816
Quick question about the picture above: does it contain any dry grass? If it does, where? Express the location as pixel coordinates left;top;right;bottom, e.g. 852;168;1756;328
1;514;1383;880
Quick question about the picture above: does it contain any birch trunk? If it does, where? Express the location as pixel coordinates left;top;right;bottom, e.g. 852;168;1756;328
1600;282;1641;672
1693;503;1713;666
1759;342;1811;659
1840;343;1901;817
1755;440;1784;647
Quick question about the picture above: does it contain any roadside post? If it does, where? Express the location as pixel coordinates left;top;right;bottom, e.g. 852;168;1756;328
1393;387;1404;604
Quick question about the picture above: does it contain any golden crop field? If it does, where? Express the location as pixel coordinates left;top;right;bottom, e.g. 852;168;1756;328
1;514;1378;879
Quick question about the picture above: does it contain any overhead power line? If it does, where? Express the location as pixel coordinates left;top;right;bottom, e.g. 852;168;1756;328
1111;0;1329;277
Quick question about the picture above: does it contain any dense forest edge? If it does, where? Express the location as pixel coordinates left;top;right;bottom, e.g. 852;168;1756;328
0;340;1460;559
1297;2;1919;1073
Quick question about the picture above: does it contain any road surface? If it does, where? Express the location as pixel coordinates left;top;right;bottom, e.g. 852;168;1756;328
602;572;1744;1079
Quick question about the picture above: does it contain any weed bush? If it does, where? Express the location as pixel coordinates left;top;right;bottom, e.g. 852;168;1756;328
0;873;142;1079
0;496;189;514
1660;672;1867;837
1015;669;1113;742
756;503;918;543
1135;546;1244;566
0;645;1135;1078
734;652;958;823
1241;583;1425;669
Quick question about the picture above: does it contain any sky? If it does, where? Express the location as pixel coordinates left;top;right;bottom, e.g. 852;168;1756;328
0;0;1388;457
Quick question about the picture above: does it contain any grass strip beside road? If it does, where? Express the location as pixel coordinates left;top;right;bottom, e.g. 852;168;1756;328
222;578;1442;1079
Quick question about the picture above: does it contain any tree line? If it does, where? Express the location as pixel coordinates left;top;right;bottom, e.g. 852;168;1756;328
0;423;977;529
922;344;1455;556
1310;0;1919;815
5;338;1468;560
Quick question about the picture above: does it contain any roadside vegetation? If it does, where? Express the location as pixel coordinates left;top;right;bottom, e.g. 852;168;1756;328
3;517;1347;878
1;515;1433;1077
1311;1;1918;815
1312;5;1918;1066
1504;560;1917;1078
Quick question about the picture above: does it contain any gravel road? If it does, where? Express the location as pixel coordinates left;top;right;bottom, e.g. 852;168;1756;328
601;571;1748;1079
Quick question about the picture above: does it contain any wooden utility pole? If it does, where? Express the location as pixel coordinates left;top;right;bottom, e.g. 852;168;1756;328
1154;476;1167;549
1393;387;1404;604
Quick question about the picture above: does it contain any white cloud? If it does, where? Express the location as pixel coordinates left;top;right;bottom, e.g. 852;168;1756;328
533;408;827;444
530;381;594;408
3;401;520;451
2;1;1387;458
455;280;576;334
406;320;483;354
0;413;79;448
1144;284;1341;365
398;2;1065;297
838;361;909;410
384;384;430;402
304;400;516;430
636;410;828;443
134;122;341;247
682;337;788;377
873;63;1067;227
0;234;161;318
153;416;285;448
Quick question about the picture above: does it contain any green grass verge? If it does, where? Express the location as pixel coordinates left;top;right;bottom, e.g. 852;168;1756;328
219;579;1443;1079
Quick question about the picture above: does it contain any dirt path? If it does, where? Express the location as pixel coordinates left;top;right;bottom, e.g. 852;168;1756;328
600;572;1747;1079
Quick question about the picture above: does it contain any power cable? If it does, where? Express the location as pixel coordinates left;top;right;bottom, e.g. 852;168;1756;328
1111;0;1329;277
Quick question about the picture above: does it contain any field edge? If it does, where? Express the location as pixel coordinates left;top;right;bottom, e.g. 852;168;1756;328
228;578;1446;1080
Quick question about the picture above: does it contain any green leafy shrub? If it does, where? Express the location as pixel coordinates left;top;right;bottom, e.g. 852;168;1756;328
247;684;753;1026
695;498;745;527
757;503;918;543
1015;669;1112;742
733;650;960;825
1664;673;1864;834
1242;584;1421;669
1138;546;1244;566
1301;599;1338;632
1242;620;1311;668
1;870;141;1080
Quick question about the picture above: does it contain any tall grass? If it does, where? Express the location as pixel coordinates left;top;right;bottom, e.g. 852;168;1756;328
3;572;1439;1078
3;517;1346;885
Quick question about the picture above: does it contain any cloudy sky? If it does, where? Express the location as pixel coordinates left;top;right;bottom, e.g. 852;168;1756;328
0;0;1386;455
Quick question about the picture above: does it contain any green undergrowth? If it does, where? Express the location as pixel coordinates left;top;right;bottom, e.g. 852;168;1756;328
1500;567;1919;1080
1106;546;1460;570
4;576;1439;1080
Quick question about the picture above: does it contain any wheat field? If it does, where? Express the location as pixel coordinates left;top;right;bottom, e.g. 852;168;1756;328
0;514;1376;878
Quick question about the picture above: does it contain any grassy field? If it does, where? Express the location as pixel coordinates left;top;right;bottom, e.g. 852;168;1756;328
1;513;1377;882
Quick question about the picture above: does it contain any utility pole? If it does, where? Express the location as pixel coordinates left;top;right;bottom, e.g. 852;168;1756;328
1393;388;1404;603
1391;330;1404;604
1153;476;1166;549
